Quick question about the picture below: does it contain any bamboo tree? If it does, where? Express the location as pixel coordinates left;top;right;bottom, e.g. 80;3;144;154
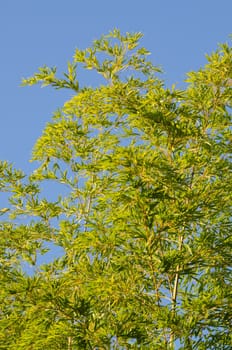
0;30;231;349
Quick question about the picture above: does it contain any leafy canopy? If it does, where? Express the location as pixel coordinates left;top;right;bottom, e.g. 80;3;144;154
0;29;232;349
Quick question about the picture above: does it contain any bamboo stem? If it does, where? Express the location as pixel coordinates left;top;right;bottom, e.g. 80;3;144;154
169;235;184;349
68;336;72;350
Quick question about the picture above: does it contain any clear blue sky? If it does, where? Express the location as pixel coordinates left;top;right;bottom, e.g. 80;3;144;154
1;0;231;172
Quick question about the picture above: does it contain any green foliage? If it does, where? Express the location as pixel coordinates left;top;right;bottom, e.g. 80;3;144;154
1;30;232;349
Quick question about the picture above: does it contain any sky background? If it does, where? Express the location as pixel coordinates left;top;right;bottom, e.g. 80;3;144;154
1;0;231;174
